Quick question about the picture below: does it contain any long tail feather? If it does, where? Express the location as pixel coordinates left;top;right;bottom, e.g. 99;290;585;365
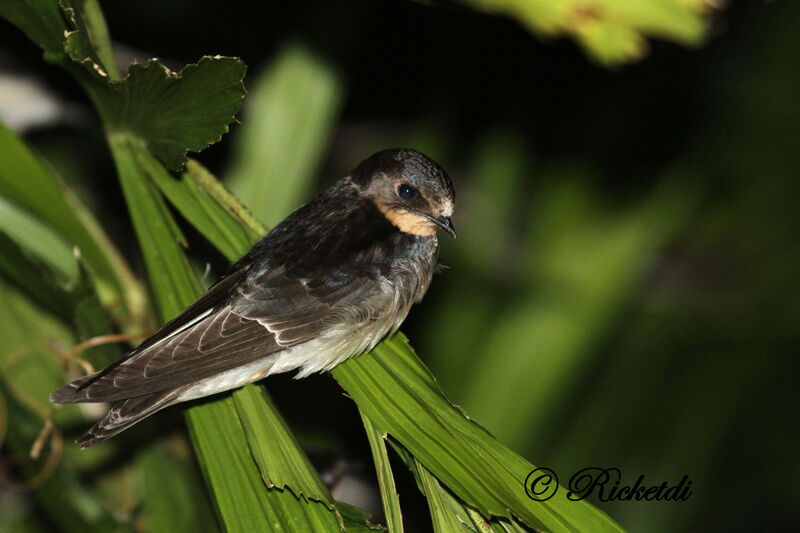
75;387;187;449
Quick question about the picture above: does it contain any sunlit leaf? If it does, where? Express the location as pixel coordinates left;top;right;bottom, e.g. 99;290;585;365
442;0;716;65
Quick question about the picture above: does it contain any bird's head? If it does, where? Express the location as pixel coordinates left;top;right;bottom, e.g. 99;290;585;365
351;148;456;238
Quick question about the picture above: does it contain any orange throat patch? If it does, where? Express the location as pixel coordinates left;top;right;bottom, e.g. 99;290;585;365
375;200;437;236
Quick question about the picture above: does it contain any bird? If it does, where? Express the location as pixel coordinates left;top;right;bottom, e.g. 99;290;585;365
50;148;456;448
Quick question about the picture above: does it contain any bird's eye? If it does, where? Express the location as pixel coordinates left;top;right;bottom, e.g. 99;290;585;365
397;184;416;199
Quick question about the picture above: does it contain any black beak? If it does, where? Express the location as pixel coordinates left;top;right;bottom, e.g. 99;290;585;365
431;215;457;238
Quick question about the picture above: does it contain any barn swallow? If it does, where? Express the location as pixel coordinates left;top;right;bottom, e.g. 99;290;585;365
51;148;456;448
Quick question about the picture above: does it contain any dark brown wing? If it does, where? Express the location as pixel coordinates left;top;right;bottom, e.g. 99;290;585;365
127;262;253;355
231;265;378;344
51;262;381;403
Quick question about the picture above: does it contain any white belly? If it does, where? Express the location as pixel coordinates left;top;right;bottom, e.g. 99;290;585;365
176;357;275;401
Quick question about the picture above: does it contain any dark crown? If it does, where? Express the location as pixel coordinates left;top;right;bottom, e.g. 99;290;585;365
351;148;455;204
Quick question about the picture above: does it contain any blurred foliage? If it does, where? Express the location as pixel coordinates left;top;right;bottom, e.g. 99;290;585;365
225;42;343;226
1;0;798;532
450;0;715;65
0;120;143;327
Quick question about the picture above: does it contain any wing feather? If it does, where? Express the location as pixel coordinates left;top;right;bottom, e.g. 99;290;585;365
54;260;383;403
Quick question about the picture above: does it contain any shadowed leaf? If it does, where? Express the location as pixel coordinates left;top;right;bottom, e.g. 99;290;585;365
101;58;246;171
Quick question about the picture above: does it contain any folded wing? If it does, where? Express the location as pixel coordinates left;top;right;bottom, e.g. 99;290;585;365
51;259;383;404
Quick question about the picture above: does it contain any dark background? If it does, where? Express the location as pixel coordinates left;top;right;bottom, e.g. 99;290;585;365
1;1;798;531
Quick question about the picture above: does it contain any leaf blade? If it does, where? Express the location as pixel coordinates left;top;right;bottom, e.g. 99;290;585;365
333;336;624;533
106;57;247;171
360;410;404;533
